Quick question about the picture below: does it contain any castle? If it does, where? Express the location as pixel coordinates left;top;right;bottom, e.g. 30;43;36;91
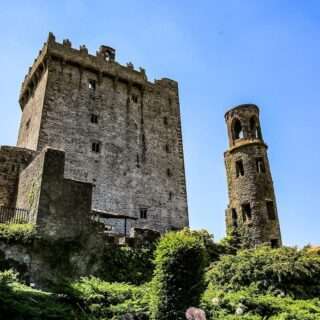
0;34;282;246
0;33;189;238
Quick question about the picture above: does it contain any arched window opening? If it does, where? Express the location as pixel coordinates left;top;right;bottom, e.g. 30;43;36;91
257;126;262;139
233;119;243;140
250;116;262;139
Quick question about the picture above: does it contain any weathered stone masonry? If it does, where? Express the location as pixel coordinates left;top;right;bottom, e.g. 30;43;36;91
13;33;189;234
224;104;282;247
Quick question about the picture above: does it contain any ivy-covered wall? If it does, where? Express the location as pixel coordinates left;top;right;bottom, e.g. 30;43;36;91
0;224;155;289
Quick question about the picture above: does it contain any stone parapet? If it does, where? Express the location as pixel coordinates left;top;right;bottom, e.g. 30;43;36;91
19;33;177;110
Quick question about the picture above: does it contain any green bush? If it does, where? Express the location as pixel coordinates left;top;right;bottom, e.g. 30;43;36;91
101;244;155;285
201;286;320;320
205;245;320;298
69;276;149;318
150;229;208;320
0;223;36;242
0;270;78;320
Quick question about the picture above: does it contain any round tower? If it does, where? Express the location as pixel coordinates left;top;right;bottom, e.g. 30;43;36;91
224;104;282;248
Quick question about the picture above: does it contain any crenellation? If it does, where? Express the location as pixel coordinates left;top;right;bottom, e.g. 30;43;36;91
20;33;180;112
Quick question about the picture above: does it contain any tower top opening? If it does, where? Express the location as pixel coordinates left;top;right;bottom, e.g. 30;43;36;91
224;103;259;120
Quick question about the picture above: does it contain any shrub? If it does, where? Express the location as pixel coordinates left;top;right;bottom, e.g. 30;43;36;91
101;244;155;285
69;276;150;318
201;286;320;320
150;229;208;320
0;270;77;320
0;223;36;242
205;245;320;298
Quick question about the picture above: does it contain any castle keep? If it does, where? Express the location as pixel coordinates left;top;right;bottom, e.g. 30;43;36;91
224;104;282;247
0;33;189;236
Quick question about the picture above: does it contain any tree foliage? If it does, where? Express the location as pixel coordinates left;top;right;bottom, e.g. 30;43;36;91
69;276;149;319
150;229;208;320
205;245;320;298
201;286;320;320
101;244;155;285
202;245;320;319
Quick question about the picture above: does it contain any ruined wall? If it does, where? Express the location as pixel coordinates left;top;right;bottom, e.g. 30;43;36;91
16;150;45;223
16;34;188;234
224;104;282;247
34;148;93;239
0;146;36;208
15;148;93;239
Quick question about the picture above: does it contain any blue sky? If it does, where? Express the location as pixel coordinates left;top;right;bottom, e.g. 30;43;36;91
0;1;319;246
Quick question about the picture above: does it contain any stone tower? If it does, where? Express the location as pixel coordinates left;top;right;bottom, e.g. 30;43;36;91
224;104;282;247
16;33;189;234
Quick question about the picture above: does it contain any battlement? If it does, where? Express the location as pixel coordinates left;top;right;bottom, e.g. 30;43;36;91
19;33;177;110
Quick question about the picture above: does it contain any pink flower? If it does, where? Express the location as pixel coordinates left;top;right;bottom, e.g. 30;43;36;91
185;307;207;320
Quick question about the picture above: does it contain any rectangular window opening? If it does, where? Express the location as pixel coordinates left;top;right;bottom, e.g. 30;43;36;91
266;200;276;220
231;208;238;228
256;157;266;173
270;239;279;248
241;203;252;222
236;160;244;177
131;94;138;103
140;208;148;219
105;225;113;231
91;114;99;124
91;142;101;153
88;79;96;91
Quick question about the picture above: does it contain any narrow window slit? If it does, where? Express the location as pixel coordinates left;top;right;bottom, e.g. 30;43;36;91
236;160;244;177
266;200;276;220
256;157;266;173
231;208;238;228
88;79;96;90
241;203;252;222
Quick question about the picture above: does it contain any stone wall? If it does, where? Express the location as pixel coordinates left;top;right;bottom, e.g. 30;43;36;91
16;34;189;234
16;150;44;222
0;146;36;208
224;104;282;247
0;226;158;289
26;148;93;239
17;70;48;150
